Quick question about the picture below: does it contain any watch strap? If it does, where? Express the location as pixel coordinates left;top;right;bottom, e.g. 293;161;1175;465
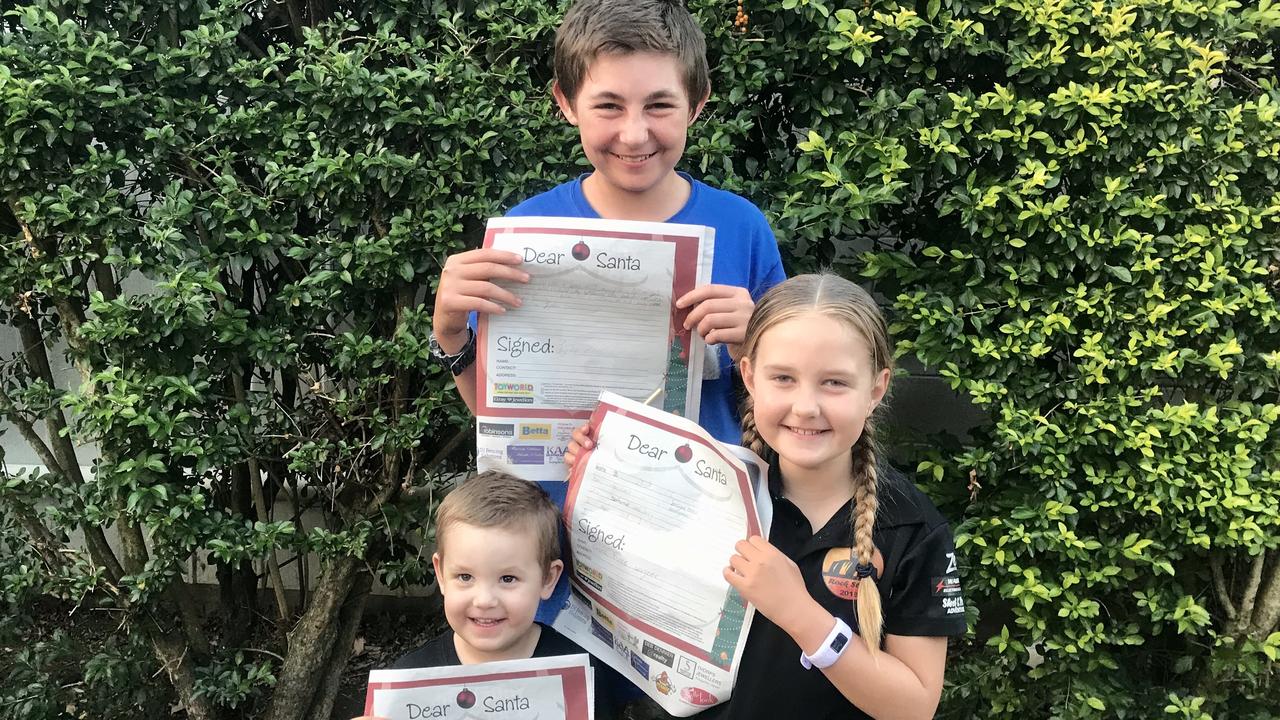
430;327;476;376
800;617;854;670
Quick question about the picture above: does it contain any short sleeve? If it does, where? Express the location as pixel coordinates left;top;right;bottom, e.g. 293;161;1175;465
747;212;785;301
882;523;968;638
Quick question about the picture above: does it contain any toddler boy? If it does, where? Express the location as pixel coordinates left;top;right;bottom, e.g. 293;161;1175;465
355;471;620;719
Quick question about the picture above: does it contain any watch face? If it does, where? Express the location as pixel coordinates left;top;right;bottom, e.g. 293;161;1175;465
428;334;446;358
831;633;849;653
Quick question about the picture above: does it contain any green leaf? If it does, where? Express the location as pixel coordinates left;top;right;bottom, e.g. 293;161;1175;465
1107;265;1133;283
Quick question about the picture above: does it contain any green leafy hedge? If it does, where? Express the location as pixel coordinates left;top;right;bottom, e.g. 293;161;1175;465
722;0;1280;716
1;0;1277;718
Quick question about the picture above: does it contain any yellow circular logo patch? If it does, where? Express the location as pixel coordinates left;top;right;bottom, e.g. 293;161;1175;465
821;547;883;601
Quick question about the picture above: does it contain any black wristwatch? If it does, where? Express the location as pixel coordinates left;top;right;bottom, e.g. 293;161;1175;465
429;327;476;376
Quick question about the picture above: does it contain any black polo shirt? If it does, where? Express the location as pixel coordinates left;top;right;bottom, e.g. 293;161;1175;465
701;463;967;720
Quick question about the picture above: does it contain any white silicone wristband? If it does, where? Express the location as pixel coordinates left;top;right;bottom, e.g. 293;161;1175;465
800;617;854;670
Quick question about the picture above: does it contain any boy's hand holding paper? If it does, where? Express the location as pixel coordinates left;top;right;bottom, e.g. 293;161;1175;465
676;283;755;357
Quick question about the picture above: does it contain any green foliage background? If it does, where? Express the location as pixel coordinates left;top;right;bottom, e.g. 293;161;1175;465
1;0;1277;718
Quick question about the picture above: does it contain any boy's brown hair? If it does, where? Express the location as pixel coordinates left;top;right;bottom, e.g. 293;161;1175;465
554;0;711;107
435;470;561;574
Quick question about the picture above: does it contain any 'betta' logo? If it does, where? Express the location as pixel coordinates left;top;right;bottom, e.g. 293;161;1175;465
674;444;692;463
572;241;590;260
456;688;476;709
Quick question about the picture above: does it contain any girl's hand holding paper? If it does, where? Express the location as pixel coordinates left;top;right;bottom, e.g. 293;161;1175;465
725;535;812;633
563;423;595;470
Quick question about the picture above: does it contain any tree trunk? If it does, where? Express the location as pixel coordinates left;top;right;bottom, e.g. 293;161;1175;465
308;570;374;720
13;314;125;582
13;221;214;711
263;555;367;720
148;620;222;720
218;558;261;648
1248;550;1280;640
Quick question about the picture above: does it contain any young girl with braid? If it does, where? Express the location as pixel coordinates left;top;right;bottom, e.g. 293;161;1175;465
706;272;967;719
565;273;964;718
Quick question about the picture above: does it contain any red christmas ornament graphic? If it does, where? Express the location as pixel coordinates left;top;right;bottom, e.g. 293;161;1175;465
457;688;476;709
572;241;590;260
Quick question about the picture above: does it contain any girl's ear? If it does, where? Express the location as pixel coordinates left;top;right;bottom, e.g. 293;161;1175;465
552;81;579;125
541;560;565;599
739;355;756;398
869;367;891;410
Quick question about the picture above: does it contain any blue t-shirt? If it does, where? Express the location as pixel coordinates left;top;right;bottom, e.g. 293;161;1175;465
504;173;785;625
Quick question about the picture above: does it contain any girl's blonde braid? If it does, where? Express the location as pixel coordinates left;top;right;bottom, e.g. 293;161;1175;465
739;403;774;462
850;421;882;654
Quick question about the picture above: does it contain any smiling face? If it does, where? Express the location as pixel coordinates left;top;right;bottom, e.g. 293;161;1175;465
740;311;890;480
433;522;563;664
554;51;708;218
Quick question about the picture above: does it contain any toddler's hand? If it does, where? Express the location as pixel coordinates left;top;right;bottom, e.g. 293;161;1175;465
432;248;528;352
725;536;809;627
563;423;595;470
676;284;754;360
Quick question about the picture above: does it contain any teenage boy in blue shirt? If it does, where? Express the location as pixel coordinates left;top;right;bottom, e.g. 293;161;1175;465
427;0;785;623
430;0;785;447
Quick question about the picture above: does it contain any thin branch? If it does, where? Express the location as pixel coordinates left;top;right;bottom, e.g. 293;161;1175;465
1210;556;1237;621
10;199;39;256
226;349;292;622
397;426;471;503
250;452;293;621
279;0;305;43
240;646;287;664
0;487;67;574
213;261;291;621
0;385;65;476
374;286;414;501
14;206;207;655
14;208;92;376
12;177;213;713
89;238;120;302
1226;67;1263;94
423;426;470;476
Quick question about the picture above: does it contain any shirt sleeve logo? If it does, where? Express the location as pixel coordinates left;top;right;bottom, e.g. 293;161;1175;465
935;552;966;614
932;575;963;596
